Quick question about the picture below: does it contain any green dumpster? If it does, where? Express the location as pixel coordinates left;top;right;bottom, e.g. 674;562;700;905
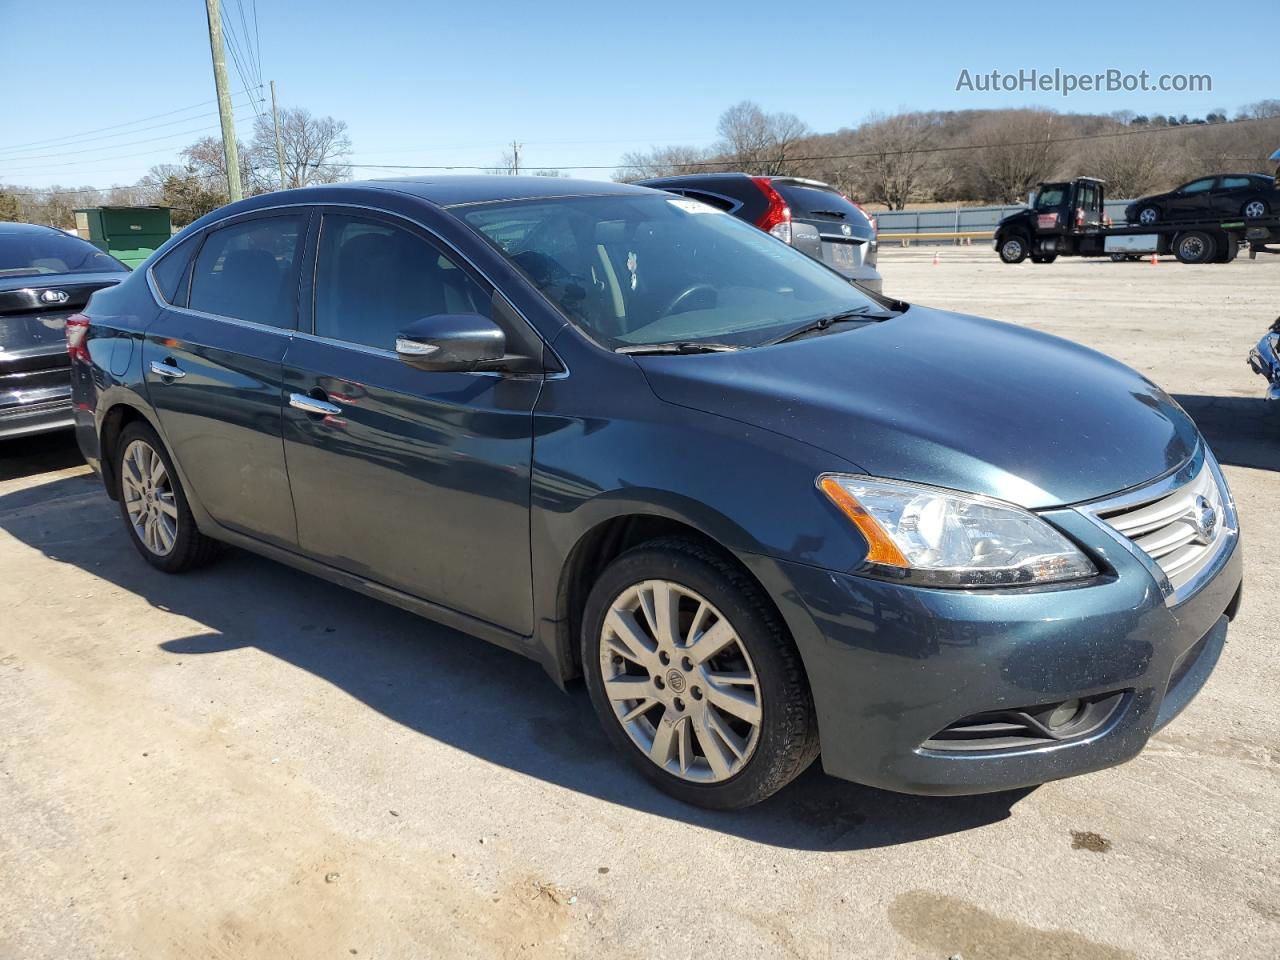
73;206;172;269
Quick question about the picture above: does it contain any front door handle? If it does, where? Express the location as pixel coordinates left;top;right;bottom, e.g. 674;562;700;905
289;392;342;416
150;359;186;380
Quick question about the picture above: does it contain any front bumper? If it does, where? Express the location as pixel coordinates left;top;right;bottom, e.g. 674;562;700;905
747;507;1243;796
1247;332;1280;400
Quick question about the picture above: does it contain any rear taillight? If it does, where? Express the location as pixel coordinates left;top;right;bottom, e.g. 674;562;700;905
751;177;792;244
66;313;90;364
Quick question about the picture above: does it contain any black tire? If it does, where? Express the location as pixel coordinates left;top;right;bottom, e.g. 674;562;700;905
1136;205;1161;225
581;538;819;809
1031;254;1058;264
1110;253;1129;262
998;234;1028;264
1173;230;1217;265
114;421;219;573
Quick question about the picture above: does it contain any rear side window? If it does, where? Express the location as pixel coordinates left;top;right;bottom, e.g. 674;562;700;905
773;184;875;239
313;214;491;351
188;215;304;328
150;235;199;306
1220;176;1252;189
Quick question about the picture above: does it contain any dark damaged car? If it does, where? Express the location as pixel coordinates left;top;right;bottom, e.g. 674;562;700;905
1;223;127;440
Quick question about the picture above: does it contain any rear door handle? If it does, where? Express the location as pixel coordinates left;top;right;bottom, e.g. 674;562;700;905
289;392;342;416
150;359;186;380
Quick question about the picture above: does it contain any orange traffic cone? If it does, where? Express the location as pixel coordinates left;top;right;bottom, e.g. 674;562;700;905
932;251;940;266
1150;253;1159;265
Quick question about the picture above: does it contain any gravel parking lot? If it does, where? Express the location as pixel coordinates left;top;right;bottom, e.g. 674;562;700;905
2;248;1277;960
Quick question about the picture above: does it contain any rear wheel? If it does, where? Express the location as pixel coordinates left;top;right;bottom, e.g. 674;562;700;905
582;539;819;809
1243;199;1269;219
998;235;1028;264
114;421;219;572
1173;230;1217;265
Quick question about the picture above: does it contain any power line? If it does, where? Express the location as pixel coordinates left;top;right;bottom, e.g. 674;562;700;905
0;97;259;163
0;120;255;172
0;92;256;154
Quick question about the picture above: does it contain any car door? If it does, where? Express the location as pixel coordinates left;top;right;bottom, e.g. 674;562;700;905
1217;175;1256;217
1168;177;1217;220
281;209;541;635
143;210;307;549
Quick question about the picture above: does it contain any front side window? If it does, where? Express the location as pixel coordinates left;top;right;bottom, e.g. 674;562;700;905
313;214;490;351
1179;178;1216;194
188;215;304;328
1035;187;1066;209
460;194;884;350
0;230;127;278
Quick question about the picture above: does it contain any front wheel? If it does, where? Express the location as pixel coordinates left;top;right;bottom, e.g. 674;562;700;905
114;421;219;572
582;539;819;809
998;235;1028;263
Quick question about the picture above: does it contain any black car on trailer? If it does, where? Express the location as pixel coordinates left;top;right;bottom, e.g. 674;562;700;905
993;177;1280;266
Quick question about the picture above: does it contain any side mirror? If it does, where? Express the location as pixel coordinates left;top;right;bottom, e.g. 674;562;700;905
395;313;506;372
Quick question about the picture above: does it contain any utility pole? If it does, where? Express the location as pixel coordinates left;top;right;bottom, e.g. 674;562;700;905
204;0;242;201
511;140;520;175
270;80;287;189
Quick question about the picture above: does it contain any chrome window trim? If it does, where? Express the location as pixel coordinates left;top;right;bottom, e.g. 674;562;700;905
143;198;566;376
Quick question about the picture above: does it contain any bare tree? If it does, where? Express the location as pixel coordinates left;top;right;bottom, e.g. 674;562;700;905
1090;131;1169;199
251;108;351;188
613;144;714;181
181;135;265;194
969;110;1061;203
486;147;520;175
849;112;946;209
715;101;810;175
531;169;568;178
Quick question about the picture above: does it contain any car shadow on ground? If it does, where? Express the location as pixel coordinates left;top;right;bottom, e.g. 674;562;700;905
1;472;1028;853
1173;394;1280;471
0;431;85;482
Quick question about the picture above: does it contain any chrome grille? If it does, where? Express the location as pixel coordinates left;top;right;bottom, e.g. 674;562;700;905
1089;453;1235;601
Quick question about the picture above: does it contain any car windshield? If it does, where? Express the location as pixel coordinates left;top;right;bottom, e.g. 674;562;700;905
459;193;886;350
0;231;128;278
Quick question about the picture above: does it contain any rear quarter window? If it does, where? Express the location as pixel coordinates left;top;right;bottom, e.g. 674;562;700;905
150;235;199;306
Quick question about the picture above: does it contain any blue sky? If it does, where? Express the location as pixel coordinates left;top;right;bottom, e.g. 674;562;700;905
1;0;1274;190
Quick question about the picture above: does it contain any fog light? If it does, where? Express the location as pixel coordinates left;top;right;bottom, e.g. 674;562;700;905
1047;699;1083;729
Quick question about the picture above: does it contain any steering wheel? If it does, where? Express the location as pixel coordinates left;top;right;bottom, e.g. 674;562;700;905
658;283;717;319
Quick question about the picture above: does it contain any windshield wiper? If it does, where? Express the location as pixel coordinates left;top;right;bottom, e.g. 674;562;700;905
615;342;741;355
765;306;888;345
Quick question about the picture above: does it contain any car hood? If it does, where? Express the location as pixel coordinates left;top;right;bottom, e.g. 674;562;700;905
635;306;1199;509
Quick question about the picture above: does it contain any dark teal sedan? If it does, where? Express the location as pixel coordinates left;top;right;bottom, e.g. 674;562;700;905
69;177;1242;808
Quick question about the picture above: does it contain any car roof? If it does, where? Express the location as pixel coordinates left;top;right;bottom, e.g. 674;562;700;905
360;175;654;206
0;221;69;237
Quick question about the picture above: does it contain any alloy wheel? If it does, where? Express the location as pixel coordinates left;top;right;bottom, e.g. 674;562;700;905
121;439;178;557
1244;200;1267;219
599;579;761;783
1138;207;1159;225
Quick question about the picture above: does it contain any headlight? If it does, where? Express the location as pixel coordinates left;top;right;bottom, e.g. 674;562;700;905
818;474;1097;587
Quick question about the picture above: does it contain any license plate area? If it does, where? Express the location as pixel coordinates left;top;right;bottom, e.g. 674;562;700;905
828;242;858;267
